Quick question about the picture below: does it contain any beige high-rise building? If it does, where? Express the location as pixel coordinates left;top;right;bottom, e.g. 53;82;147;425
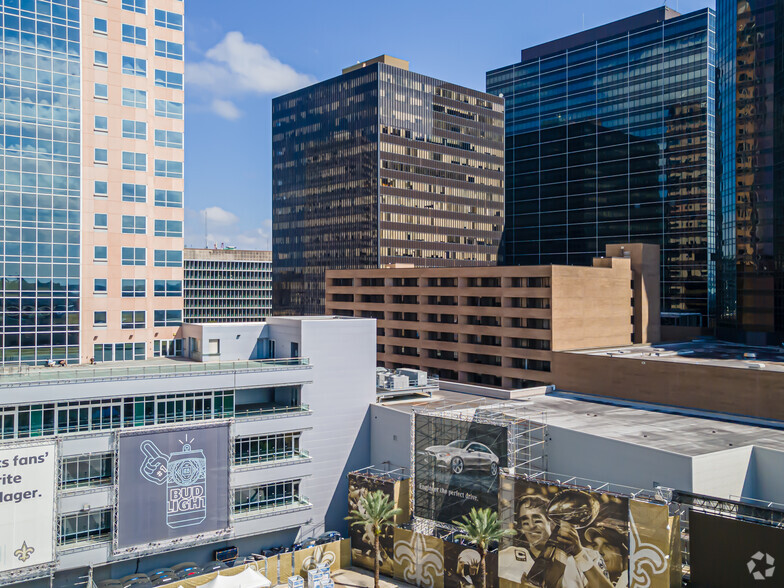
80;0;185;362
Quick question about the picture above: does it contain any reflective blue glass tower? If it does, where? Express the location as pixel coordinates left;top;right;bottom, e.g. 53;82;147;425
488;8;716;326
1;0;82;364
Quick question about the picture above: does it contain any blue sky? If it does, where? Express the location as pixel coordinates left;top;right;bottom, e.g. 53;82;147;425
183;0;714;249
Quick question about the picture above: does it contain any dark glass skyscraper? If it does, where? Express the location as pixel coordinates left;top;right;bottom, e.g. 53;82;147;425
487;8;716;325
273;56;504;316
717;0;784;344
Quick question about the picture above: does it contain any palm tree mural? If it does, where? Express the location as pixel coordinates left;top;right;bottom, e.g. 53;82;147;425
453;507;515;588
346;490;402;588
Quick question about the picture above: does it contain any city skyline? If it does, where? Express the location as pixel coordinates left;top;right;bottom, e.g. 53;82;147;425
183;0;715;250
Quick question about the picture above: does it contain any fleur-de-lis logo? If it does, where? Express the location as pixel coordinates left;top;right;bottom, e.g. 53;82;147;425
628;511;667;588
302;545;336;572
14;541;35;563
395;532;443;587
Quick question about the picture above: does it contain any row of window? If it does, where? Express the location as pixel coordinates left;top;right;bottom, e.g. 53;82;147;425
61;434;306;490
59;479;304;546
93;215;182;237
93;151;183;177
93;309;182;329
93;183;182;207
92;247;183;267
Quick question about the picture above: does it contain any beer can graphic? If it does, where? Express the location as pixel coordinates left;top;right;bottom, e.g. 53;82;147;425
166;443;207;528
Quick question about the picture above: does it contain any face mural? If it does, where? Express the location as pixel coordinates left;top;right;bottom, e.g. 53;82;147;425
499;476;629;588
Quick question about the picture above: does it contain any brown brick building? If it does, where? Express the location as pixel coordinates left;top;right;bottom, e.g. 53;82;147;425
326;244;658;389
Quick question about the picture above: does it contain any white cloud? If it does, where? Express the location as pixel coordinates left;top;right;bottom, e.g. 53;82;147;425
187;32;315;99
185;208;271;251
211;98;242;120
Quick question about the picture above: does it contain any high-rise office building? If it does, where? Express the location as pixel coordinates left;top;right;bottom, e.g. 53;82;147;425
184;248;272;322
717;0;784;344
0;0;185;365
487;8;716;327
272;55;505;316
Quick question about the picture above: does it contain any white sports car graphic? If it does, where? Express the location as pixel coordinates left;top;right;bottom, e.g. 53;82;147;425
424;440;500;476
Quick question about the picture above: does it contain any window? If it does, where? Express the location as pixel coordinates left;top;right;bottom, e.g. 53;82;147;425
121;247;145;266
93;311;107;326
154;99;183;119
59;509;112;546
94;116;108;132
122;152;146;171
61;454;113;490
94;83;108;100
94;214;107;229
121;311;145;329
121;0;146;14
154;339;183;357
122;183;146;203
94;181;108;197
233;480;303;514
121;279;145;297
154;9;183;30
93;18;107;34
94;279;107;295
94;246;107;262
155;159;182;178
155;69;183;89
94;342;145;363
122;56;146;77
94;50;108;67
122;120;147;140
154;130;183;149
121;24;146;45
155;190;183;208
154;39;183;60
122;88;146;108
154;220;183;237
154;249;182;267
94;148;108;165
154;280;182;297
234;433;303;466
121;215;146;234
154;310;182;327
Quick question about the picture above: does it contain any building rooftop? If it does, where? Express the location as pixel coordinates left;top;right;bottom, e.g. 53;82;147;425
0;356;310;388
342;55;409;74
563;339;784;373
380;389;784;457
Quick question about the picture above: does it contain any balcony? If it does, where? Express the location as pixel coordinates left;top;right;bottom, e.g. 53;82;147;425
0;357;310;388
233;449;311;468
233;495;312;519
235;403;311;419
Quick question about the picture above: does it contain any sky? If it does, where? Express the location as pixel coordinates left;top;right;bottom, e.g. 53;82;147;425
183;0;715;250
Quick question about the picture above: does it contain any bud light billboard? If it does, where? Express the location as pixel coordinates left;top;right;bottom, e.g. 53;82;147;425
116;423;230;550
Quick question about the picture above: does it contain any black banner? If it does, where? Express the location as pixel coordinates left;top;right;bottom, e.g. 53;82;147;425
690;510;784;587
414;414;508;524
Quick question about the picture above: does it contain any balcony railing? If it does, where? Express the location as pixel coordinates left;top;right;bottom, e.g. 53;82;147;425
0;357;310;387
234;449;311;467
234;404;311;419
233;495;311;518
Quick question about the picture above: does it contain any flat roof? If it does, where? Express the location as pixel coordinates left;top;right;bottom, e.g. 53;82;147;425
379;389;784;457
564;339;784;373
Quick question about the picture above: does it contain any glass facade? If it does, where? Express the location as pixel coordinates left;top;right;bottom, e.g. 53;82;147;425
272;58;504;316
717;0;784;342
1;0;82;364
487;8;716;324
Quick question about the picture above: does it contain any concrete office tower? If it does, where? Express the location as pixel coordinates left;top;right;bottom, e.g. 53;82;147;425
487;8;716;330
184;248;272;323
273;55;505;316
717;0;784;344
0;0;185;365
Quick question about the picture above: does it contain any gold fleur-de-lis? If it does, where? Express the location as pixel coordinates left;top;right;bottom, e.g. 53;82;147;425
14;541;35;562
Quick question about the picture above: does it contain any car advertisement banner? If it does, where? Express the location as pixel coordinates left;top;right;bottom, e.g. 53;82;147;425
116;423;230;549
689;510;784;588
0;441;56;574
414;414;508;524
348;473;396;576
498;475;628;588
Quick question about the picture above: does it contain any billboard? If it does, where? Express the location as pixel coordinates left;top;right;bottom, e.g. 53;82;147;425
690;510;784;588
0;441;57;574
499;476;628;588
348;473;397;576
116;423;230;550
414;414;508;524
